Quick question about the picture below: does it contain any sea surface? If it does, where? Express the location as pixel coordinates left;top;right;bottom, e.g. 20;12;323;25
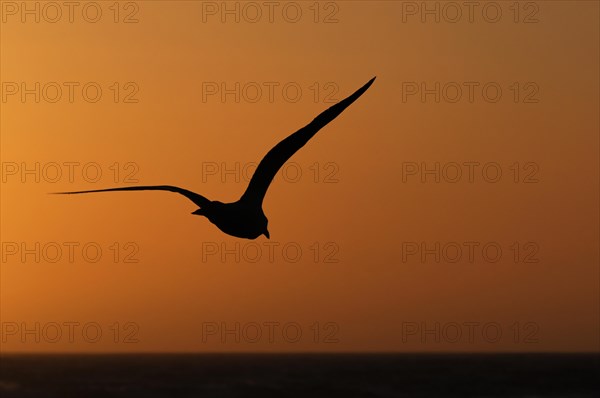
0;353;598;397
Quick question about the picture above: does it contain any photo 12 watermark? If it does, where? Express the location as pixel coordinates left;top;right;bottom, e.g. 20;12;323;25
201;161;340;184
200;1;340;24
200;321;340;344
399;2;540;24
400;81;540;104
1;1;140;24
1;241;141;264
1;321;140;344
401;321;540;344
1;81;140;104
401;162;540;184
1;161;140;184
201;81;340;104
400;241;540;264
200;241;340;264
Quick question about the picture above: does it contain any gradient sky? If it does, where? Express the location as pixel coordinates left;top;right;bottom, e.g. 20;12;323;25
1;1;598;352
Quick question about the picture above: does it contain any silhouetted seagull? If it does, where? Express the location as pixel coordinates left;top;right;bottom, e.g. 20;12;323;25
55;77;375;239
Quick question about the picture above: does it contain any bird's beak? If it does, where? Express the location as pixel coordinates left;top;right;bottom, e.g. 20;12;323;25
264;230;270;239
191;209;203;216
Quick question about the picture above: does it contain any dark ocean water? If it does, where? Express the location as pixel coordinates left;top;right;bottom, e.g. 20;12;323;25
0;353;598;397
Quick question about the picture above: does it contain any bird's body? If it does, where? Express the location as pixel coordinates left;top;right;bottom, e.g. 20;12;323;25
196;201;268;239
55;77;375;239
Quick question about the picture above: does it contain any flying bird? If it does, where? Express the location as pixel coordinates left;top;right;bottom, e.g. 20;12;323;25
55;77;376;239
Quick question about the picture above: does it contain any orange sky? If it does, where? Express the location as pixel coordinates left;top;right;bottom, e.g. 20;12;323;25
1;1;598;353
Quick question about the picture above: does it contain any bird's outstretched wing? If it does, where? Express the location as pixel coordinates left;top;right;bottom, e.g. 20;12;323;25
53;185;210;208
240;77;376;206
